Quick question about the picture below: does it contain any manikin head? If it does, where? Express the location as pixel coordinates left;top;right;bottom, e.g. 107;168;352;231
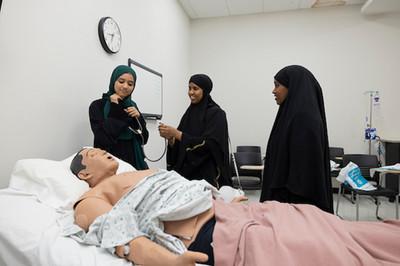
70;148;119;187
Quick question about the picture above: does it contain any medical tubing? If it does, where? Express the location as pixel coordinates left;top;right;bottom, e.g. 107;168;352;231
128;117;167;162
142;137;167;162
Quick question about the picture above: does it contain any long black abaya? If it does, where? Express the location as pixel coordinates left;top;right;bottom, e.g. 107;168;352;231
260;65;333;213
167;76;231;188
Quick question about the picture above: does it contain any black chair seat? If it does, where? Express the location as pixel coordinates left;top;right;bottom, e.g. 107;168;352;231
230;151;263;190
329;147;344;167
237;146;261;153
343;184;398;197
232;176;261;190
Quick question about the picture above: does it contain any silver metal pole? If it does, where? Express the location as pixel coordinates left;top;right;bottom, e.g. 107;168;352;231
369;92;373;155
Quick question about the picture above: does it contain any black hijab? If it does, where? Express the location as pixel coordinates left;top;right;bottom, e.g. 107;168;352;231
178;74;215;136
261;65;333;213
173;74;231;187
271;65;328;135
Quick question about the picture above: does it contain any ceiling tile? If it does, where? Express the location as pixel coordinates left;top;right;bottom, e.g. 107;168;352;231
361;0;400;14
179;0;198;18
347;0;367;4
179;0;372;19
189;0;229;18
228;0;264;15
298;0;317;8
263;0;306;13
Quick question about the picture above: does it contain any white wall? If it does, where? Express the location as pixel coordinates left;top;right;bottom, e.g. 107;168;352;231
189;5;400;156
1;2;399;188
0;0;191;187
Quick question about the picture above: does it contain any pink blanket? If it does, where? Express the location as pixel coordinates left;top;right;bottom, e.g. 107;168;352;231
213;200;400;266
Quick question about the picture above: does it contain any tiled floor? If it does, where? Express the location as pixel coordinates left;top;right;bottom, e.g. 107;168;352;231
244;190;399;221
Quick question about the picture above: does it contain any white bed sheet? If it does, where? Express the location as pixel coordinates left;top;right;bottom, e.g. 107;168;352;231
0;188;132;266
0;152;219;266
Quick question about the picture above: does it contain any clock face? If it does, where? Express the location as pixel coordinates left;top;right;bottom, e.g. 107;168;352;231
98;17;121;54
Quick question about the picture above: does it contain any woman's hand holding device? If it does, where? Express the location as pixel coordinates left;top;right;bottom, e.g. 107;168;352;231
109;93;122;104
125;106;140;118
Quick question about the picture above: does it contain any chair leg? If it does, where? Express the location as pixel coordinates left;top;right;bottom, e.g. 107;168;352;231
356;194;360;221
375;197;382;220
336;185;342;216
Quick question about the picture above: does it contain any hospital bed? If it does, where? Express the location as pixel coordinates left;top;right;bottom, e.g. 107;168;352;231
0;152;214;266
2;152;400;266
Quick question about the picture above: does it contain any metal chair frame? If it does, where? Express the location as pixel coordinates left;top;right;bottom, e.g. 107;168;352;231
230;151;263;191
336;154;399;220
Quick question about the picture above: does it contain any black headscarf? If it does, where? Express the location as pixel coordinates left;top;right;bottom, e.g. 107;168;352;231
189;74;213;94
260;65;333;213
179;74;216;137
168;74;231;187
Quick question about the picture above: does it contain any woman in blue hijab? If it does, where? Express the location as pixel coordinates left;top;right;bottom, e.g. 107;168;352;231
89;65;148;169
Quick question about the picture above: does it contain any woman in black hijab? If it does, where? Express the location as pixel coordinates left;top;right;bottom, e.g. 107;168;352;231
260;65;333;213
158;74;231;188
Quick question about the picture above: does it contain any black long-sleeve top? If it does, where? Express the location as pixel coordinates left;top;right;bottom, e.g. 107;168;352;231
89;98;149;169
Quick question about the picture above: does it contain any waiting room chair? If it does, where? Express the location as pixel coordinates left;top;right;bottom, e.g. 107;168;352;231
329;147;344;191
336;154;399;220
329;147;344;166
236;145;261;153
230;151;263;190
329;147;344;168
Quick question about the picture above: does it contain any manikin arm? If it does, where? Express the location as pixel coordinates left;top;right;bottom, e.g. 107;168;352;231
74;197;113;231
115;236;208;265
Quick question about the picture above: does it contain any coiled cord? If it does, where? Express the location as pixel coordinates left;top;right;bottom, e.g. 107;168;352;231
128;117;167;162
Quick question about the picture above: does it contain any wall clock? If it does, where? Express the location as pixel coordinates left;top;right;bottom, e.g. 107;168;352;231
98;17;122;54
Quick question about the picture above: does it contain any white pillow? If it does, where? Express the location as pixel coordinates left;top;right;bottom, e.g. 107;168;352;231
9;159;88;210
8;151;136;210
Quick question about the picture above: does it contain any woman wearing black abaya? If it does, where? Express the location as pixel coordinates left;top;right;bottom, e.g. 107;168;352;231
260;65;333;213
158;74;231;188
89;65;149;170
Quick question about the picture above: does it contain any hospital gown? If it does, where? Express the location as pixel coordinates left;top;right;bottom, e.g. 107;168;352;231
62;169;219;255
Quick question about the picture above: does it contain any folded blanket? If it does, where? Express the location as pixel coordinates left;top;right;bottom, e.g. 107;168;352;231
213;200;400;266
